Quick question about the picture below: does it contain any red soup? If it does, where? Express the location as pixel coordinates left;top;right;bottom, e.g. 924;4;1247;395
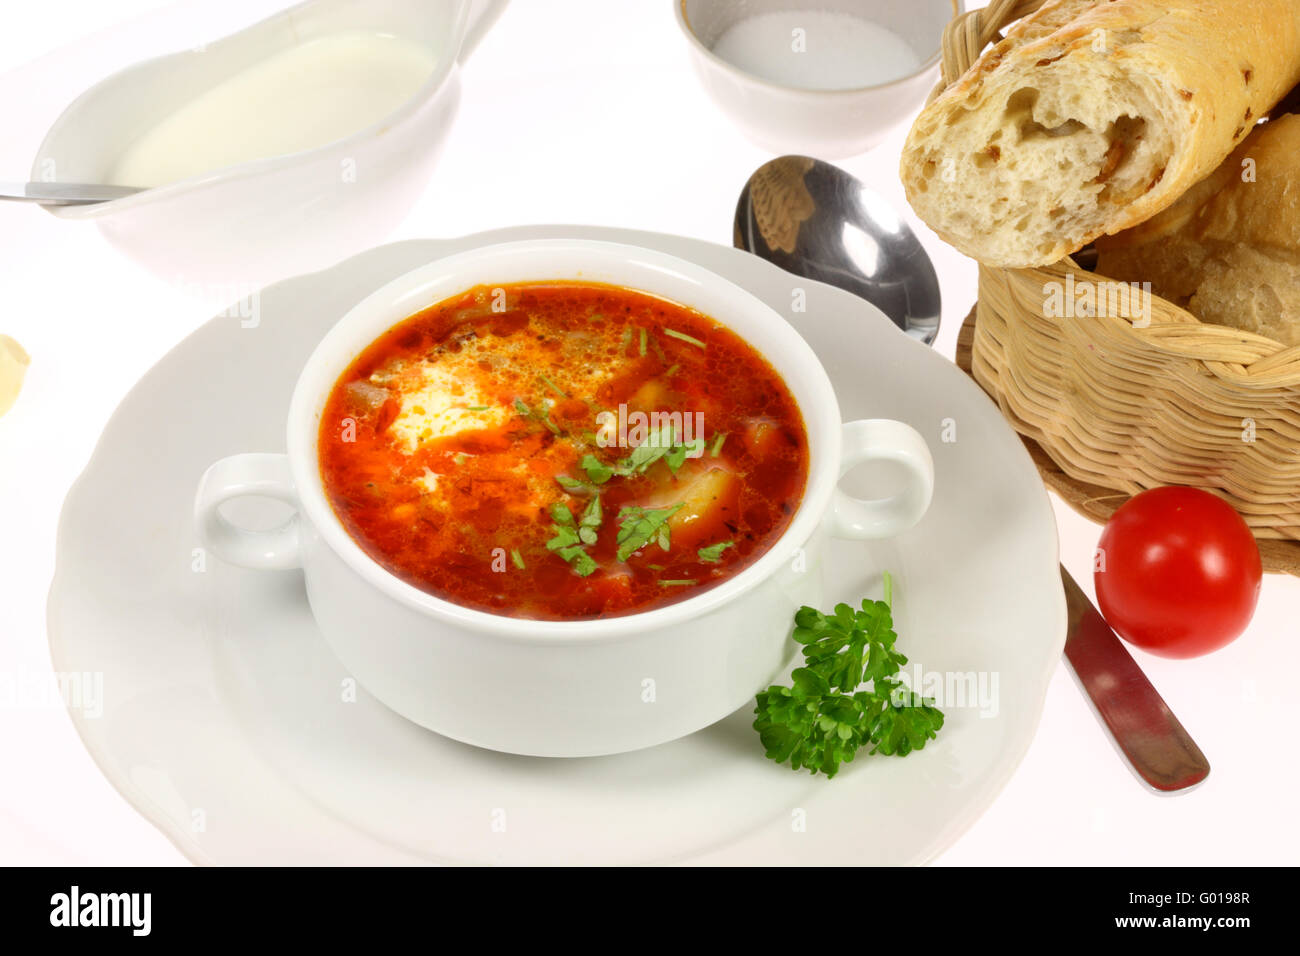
318;281;809;620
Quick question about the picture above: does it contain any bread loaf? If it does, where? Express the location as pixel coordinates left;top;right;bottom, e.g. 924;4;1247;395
900;0;1300;268
1096;114;1300;347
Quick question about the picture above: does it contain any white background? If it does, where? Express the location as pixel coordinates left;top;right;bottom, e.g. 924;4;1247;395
1;0;1296;865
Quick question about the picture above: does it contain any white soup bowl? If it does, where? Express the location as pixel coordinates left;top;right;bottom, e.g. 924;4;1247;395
194;239;934;757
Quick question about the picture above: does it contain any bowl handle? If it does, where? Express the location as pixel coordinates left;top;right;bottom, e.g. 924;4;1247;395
829;420;934;539
195;453;302;570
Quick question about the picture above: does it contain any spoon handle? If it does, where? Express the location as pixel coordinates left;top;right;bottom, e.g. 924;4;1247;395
0;182;143;205
1060;567;1210;792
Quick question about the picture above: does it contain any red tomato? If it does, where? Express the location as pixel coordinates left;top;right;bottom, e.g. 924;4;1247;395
1094;487;1261;658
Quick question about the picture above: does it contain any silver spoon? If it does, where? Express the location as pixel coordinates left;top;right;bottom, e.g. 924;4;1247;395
734;157;1209;792
734;155;941;344
1;182;144;206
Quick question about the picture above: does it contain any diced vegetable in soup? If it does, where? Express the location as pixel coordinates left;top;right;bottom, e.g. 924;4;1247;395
318;281;809;620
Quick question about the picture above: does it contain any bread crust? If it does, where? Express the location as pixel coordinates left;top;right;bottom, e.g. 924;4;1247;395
901;0;1300;267
1096;114;1300;346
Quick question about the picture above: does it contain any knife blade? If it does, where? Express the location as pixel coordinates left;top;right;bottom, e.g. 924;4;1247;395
1061;567;1210;792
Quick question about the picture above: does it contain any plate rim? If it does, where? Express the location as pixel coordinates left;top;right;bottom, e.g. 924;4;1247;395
47;225;1066;866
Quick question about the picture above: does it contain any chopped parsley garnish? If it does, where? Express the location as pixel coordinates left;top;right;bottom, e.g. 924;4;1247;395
514;396;561;435
576;495;602;545
579;454;615;485
556;474;598;495
753;574;944;778
615;503;684;561
614;422;704;477
663;435;706;474
557;450;635;496
546;497;602;576
697;540;734;563
619;422;675;473
663;328;706;349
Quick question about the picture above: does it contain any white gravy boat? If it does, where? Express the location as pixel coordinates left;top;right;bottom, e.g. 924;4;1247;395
33;0;508;287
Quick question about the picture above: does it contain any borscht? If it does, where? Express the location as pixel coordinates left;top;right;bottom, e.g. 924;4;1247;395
318;281;809;620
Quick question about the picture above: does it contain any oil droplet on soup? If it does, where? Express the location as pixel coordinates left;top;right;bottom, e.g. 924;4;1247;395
318;281;809;620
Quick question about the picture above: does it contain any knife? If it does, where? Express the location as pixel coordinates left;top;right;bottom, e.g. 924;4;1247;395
1;182;144;205
1061;567;1210;792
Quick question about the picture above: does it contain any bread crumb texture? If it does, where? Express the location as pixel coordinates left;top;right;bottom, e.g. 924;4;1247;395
1097;114;1300;346
901;0;1300;267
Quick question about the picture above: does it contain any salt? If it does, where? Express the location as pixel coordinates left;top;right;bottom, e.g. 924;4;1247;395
710;10;921;91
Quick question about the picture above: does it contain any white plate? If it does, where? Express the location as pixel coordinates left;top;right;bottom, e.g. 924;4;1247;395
48;226;1064;865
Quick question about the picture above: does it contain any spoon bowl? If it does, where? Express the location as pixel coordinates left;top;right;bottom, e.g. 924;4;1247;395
734;155;941;344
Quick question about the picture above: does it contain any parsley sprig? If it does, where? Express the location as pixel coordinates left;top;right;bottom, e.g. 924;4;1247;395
753;574;944;778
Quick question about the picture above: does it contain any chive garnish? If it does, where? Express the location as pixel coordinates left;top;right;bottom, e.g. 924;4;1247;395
638;327;648;357
709;432;727;457
663;328;706;349
466;405;489;411
539;374;567;399
510;548;525;570
660;579;697;586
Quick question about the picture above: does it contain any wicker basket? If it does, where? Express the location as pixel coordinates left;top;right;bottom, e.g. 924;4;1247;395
936;0;1300;575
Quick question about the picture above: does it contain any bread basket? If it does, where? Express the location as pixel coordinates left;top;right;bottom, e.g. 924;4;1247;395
940;0;1300;575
